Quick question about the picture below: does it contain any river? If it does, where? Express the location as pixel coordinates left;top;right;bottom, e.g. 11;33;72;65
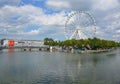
0;48;120;84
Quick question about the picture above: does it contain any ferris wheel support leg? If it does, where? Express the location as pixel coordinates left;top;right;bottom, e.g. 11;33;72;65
69;30;77;40
78;30;87;39
78;30;82;39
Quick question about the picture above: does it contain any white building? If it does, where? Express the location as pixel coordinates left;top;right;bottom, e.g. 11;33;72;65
0;39;44;47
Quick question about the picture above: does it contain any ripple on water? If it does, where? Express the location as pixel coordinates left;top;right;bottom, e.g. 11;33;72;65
0;49;120;84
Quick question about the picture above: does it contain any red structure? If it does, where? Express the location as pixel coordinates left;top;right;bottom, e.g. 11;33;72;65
8;40;14;46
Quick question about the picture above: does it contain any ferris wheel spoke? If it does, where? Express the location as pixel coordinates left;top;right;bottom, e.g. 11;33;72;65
70;21;76;27
86;20;92;26
72;16;78;26
83;21;91;29
69;26;75;31
73;12;80;26
81;31;93;38
81;26;94;36
76;13;81;26
78;13;83;26
83;16;90;27
65;11;96;40
66;25;75;32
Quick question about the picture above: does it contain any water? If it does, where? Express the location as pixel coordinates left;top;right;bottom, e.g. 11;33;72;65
0;48;120;84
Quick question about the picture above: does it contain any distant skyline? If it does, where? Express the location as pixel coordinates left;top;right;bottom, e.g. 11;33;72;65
0;0;120;41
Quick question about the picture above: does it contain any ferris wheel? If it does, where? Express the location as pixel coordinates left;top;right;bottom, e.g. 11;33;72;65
65;11;96;40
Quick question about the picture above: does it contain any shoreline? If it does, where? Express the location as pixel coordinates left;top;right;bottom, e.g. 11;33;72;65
61;48;116;53
84;49;111;53
0;46;117;53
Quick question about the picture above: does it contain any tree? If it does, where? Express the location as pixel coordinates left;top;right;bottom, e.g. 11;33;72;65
44;37;120;50
44;38;54;46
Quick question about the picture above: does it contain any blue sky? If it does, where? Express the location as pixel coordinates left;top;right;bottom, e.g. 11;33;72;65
0;0;120;41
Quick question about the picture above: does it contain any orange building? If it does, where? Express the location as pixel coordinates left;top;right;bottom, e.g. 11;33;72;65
8;40;14;46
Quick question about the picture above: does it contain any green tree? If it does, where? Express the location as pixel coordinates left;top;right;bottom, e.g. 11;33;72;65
44;38;54;46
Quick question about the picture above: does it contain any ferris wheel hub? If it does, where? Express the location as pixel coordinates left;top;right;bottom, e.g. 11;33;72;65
76;26;81;30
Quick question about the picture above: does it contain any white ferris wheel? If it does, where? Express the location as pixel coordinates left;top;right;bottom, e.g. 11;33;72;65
65;11;96;40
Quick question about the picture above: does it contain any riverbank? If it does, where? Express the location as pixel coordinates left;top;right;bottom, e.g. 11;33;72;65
60;47;115;53
0;46;117;54
85;49;112;53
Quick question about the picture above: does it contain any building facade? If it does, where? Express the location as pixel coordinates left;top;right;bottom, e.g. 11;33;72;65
0;39;44;47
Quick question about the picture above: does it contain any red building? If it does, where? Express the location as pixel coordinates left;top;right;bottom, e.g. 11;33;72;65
8;40;14;46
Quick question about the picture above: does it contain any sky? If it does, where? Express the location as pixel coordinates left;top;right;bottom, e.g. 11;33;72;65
0;0;120;41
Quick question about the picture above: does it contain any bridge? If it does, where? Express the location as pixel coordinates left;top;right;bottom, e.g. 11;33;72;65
0;46;50;52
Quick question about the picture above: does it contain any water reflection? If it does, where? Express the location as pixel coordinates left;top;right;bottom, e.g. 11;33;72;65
106;53;116;57
8;48;15;53
0;49;120;84
92;56;99;66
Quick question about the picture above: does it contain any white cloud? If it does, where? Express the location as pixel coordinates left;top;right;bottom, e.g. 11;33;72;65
25;29;40;35
113;34;120;41
29;11;66;25
46;0;70;9
17;29;41;36
116;30;120;33
46;0;120;11
0;5;67;39
100;19;120;41
46;0;95;11
0;5;66;27
103;12;120;22
93;0;119;11
95;26;107;38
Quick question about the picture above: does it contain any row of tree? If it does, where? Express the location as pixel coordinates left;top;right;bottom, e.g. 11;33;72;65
44;38;120;50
